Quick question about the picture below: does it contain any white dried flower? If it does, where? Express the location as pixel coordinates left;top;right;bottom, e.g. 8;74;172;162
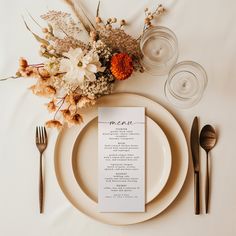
59;48;105;84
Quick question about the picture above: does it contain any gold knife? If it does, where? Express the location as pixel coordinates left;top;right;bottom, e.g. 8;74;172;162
190;116;200;215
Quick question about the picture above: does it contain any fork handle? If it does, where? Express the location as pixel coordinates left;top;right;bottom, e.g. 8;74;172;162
39;153;43;214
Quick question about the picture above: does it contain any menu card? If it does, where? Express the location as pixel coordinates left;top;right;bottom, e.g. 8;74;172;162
98;107;145;212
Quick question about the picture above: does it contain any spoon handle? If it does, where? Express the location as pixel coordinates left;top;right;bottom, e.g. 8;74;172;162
205;152;209;213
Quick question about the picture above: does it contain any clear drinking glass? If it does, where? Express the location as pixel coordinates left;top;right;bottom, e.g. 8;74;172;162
164;61;208;108
140;26;178;76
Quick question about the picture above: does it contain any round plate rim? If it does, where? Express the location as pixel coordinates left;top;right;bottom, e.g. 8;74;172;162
54;92;189;225
71;115;172;204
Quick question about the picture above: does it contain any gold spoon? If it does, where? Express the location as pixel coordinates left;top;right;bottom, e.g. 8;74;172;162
199;125;217;214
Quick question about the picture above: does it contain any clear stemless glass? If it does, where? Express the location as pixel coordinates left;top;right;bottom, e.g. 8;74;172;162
164;61;208;108
140;26;178;76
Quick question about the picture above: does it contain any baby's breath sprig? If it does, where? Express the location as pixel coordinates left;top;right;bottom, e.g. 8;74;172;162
94;1;126;33
143;4;165;32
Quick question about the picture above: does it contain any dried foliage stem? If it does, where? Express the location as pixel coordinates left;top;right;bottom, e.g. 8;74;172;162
63;0;95;33
26;10;43;29
53;98;65;119
96;1;101;17
0;76;19;81
22;17;49;46
29;63;44;68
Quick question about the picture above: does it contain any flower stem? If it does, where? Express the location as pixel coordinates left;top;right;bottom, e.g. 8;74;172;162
0;76;19;81
29;63;44;67
53;98;65;119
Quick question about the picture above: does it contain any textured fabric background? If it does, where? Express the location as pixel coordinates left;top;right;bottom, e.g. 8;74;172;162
0;0;235;235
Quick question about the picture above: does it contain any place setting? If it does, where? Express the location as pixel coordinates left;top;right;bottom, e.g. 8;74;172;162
1;0;217;226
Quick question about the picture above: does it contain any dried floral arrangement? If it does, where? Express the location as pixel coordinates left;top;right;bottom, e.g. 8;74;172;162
1;1;165;129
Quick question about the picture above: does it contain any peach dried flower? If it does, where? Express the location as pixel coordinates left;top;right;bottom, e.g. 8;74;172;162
69;113;83;125
38;68;51;79
77;96;96;108
19;57;28;69
46;100;57;112
45;120;63;129
65;93;81;106
30;84;56;97
60;109;72;121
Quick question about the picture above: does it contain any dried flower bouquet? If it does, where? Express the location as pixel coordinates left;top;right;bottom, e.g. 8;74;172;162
1;1;165;129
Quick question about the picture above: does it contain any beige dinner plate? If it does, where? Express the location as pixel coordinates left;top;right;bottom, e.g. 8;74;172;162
54;93;189;225
71;116;172;204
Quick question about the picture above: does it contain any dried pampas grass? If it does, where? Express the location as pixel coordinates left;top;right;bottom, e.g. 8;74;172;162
63;0;95;33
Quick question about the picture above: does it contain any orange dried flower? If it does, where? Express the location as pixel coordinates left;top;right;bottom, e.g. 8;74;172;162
110;53;133;80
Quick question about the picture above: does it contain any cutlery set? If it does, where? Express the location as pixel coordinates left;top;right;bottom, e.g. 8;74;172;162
190;117;216;215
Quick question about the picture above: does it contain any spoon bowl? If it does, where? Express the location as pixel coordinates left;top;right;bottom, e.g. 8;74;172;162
199;124;217;214
200;125;217;152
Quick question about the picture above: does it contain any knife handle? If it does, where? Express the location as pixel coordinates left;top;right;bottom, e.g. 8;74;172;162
194;171;200;215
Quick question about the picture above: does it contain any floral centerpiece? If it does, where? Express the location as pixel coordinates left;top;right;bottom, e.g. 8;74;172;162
2;1;165;129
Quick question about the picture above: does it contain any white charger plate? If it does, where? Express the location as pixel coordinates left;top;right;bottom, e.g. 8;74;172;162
71;116;172;204
54;93;189;225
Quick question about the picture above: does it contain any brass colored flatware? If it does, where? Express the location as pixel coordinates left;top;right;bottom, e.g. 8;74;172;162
35;126;48;214
190;117;200;215
199;125;217;214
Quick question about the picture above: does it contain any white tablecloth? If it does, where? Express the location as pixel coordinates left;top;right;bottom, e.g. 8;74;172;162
0;0;235;235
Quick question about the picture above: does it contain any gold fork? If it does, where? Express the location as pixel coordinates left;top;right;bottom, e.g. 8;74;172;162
35;126;48;214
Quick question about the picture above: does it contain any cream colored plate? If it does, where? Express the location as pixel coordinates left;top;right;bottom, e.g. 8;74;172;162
54;93;189;225
72;116;172;204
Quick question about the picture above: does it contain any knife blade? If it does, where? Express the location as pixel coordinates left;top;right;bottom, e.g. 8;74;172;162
190;116;200;215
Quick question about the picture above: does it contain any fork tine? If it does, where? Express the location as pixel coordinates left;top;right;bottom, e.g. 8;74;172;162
36;126;39;143
43;127;47;144
41;126;44;144
40;126;43;144
41;126;45;144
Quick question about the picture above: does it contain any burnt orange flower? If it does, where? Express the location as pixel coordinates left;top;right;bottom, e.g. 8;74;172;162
110;53;133;80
